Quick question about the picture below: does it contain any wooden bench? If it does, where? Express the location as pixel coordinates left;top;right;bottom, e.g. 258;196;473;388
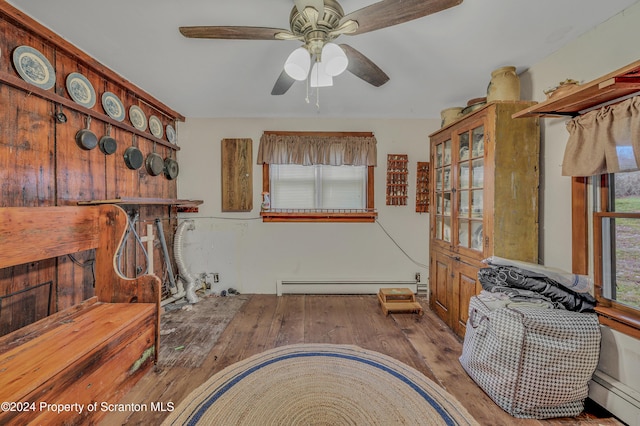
0;205;161;425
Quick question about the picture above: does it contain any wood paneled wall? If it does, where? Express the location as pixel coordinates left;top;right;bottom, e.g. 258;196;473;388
0;5;184;335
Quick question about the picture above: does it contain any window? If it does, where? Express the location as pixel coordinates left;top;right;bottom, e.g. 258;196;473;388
589;171;640;335
258;131;377;222
270;164;367;210
261;164;376;222
594;172;640;308
567;96;640;336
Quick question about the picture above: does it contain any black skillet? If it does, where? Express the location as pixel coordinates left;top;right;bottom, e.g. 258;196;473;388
99;124;117;155
124;135;144;170
146;143;164;176
75;116;98;150
164;153;179;180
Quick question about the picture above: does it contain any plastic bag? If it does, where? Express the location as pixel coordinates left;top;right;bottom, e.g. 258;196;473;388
482;256;592;293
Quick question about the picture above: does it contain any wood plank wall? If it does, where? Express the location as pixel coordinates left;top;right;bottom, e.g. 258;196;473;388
0;5;184;335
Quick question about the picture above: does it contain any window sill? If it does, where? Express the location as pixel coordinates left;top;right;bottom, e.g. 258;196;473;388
595;305;640;339
260;209;377;223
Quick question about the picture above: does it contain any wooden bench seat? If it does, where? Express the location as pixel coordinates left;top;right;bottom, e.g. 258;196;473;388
0;205;161;425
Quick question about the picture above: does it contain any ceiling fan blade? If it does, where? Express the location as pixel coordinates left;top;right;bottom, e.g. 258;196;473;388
341;0;462;35
179;26;290;40
340;44;389;87
271;70;297;95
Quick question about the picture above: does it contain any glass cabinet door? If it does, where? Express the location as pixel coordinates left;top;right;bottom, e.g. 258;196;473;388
434;139;452;243
457;125;484;252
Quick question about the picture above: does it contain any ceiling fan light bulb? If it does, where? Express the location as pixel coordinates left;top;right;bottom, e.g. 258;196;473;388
310;62;333;87
284;47;311;81
322;43;348;76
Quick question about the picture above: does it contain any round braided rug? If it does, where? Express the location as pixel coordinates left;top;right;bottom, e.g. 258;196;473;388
163;343;478;426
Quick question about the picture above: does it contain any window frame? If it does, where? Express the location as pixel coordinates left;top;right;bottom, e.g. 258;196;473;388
261;163;376;222
573;175;640;338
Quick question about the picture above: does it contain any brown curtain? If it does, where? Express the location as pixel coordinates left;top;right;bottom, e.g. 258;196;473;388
562;96;640;176
257;133;377;166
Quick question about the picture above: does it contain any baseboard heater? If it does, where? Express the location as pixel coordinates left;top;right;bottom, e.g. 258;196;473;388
590;370;640;426
276;279;417;296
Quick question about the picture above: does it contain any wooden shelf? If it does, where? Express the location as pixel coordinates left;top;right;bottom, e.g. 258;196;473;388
78;198;202;207
0;71;180;151
513;59;640;118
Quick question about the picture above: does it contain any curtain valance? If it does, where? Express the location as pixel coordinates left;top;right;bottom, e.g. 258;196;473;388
257;132;377;166
562;96;640;176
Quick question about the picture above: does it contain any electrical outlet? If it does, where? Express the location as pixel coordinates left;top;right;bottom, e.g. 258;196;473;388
213;273;220;283
415;272;421;282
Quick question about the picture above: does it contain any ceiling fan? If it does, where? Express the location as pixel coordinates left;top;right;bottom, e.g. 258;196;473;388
180;0;462;95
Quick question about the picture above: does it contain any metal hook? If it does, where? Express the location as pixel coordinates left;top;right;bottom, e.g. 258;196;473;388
55;104;67;123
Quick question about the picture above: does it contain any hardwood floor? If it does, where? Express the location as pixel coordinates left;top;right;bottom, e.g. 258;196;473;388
101;294;622;425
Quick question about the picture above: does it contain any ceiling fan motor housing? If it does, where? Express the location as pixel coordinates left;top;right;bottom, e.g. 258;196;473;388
289;0;344;56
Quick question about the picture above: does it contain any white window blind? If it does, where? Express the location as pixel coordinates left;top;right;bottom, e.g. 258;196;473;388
270;164;366;210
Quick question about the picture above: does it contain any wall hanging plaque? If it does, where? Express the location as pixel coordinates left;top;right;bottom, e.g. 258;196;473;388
415;161;430;213
386;154;408;206
221;138;252;211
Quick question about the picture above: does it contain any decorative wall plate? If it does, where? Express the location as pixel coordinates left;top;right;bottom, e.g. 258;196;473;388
66;72;96;108
149;115;163;139
101;91;125;122
166;124;176;144
13;46;56;90
129;105;147;131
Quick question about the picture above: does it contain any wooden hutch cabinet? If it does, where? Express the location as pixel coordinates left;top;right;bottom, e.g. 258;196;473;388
429;101;540;337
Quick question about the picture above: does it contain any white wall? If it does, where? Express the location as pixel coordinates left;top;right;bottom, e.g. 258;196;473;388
176;118;439;294
519;3;640;424
519;2;640;271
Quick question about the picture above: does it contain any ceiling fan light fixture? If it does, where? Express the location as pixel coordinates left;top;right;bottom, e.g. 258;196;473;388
321;42;348;76
284;47;311;81
310;61;333;87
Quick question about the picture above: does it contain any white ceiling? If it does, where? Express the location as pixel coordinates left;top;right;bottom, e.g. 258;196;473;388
7;0;639;119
